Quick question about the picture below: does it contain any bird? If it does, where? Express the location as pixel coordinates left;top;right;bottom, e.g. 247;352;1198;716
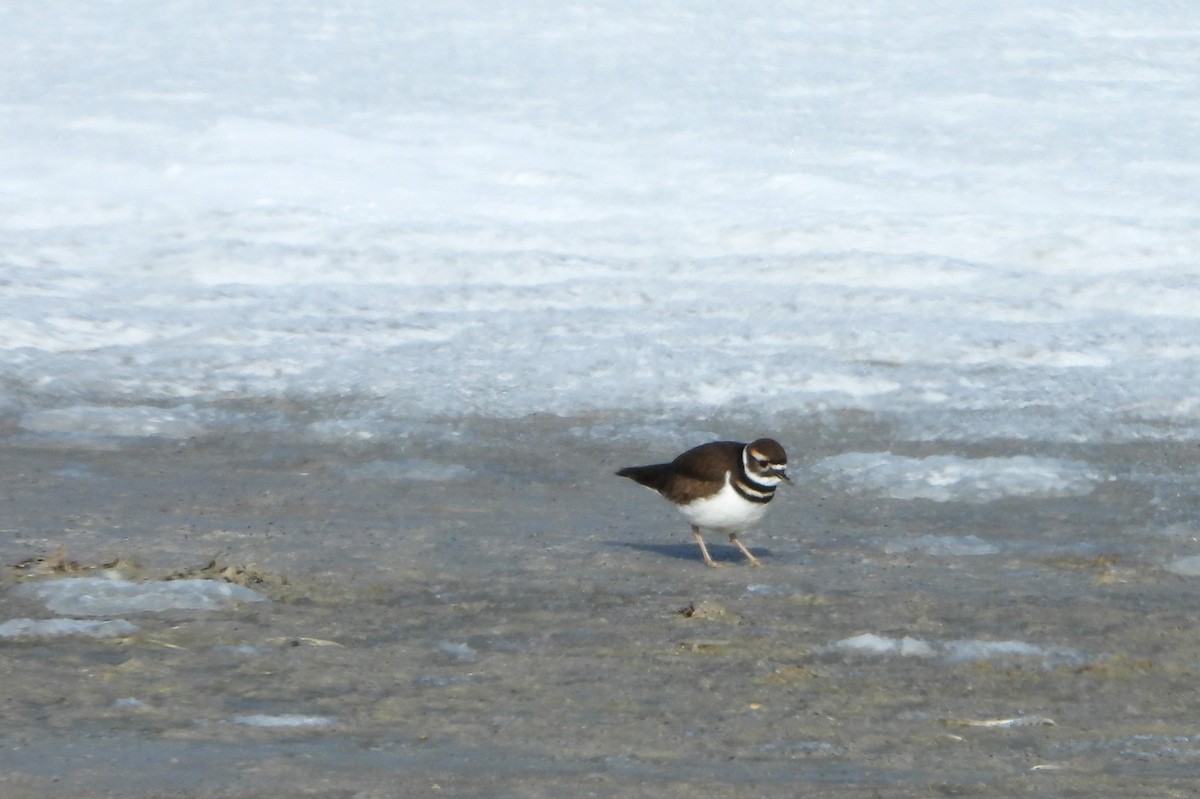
616;438;789;567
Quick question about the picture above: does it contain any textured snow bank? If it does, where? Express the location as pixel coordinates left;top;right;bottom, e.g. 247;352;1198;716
816;453;1099;503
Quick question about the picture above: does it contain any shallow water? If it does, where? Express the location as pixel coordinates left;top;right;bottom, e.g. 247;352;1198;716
3;414;1200;797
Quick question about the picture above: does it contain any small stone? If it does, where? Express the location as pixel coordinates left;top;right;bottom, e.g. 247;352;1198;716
678;600;731;620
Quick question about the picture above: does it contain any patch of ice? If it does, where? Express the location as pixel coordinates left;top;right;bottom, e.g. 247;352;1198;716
1115;733;1200;762
345;459;472;482
797;372;902;397
437;641;476;662
53;464;99;479
884;535;1000;556
17;577;267;616
1165;556;1200;577
0;617;139;639
743;584;792;597
1154;523;1200;539
417;675;480;687
831;634;934;657
754;740;840;757
898;637;937;657
20;405;208;439
815;453;1099;503
827;634;1084;666
940;639;1072;664
213;644;270;656
832;633;893;654
230;714;338;729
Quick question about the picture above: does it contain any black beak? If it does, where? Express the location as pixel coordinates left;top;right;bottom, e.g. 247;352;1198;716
775;469;792;485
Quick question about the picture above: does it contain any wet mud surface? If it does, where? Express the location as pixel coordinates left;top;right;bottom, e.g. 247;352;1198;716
2;415;1199;797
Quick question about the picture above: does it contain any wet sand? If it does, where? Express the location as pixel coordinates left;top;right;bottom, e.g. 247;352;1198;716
2;414;1200;797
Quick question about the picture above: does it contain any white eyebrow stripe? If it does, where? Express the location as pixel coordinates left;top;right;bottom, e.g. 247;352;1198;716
744;449;786;471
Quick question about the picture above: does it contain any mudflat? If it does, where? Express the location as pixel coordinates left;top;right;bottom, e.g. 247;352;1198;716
2;415;1198;798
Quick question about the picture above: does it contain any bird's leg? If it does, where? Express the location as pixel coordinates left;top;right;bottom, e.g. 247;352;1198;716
729;533;763;567
692;526;723;568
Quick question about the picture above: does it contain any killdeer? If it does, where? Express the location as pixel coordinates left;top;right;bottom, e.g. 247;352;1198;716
616;438;789;567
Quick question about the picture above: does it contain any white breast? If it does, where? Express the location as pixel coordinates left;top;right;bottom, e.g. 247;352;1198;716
677;472;770;533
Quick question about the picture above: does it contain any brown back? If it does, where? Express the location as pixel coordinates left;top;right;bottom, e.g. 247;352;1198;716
617;440;746;504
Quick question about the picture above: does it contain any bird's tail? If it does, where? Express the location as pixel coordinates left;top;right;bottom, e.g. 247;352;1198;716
615;463;672;493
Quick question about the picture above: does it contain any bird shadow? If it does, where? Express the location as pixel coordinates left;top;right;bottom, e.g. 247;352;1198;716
606;540;773;565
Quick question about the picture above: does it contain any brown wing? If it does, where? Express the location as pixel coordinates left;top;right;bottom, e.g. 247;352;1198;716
658;441;743;504
670;441;744;479
618;441;745;503
617;464;722;504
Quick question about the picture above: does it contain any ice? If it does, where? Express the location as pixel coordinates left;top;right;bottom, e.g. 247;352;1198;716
20;405;210;440
743;584;793;597
0;618;139;640
0;2;1198;449
832;634;935;658
815;453;1099;503
17;577;268;617
828;634;1085;666
1154;523;1200;539
1116;734;1200;762
884;535;1000;557
436;641;477;663
940;639;1074;664
1165;556;1200;577
344;460;473;482
213;644;271;657
230;714;339;729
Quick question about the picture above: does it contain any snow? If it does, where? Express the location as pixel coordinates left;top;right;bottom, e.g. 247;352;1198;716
230;714;339;729
815;453;1100;503
1165;556;1200;577
829;633;1086;666
2;2;1199;446
436;641;478;663
833;634;936;658
344;459;473;482
0;618;139;640
883;535;1000;557
17;577;268;617
20;405;210;440
5;575;265;650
